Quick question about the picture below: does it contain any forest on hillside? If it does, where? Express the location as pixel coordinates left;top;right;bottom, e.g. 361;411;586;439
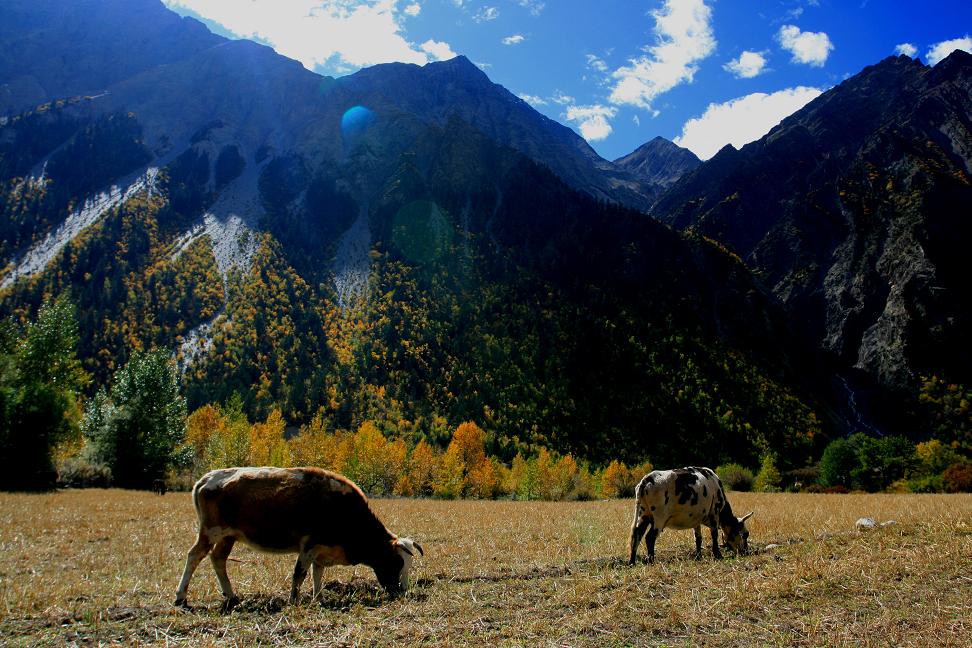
1;295;969;495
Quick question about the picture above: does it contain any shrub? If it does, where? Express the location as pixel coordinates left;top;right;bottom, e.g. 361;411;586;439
943;461;972;493
56;456;112;488
754;454;782;492
600;460;638;498
717;463;754;491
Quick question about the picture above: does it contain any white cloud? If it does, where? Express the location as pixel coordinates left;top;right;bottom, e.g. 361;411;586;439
473;6;500;23
551;90;575;105
404;2;421;17
777;25;833;67
420;39;456;61
894;43;917;58
586;54;608;73
608;0;717;110
926;36;972;65
518;0;545;16
674;86;823;160
162;0;453;71
724;50;767;78
502;34;525;45
632;114;641;127
565;104;617;142
518;93;547;106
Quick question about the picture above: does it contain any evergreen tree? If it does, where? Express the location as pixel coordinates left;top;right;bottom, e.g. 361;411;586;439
0;297;87;490
82;350;186;488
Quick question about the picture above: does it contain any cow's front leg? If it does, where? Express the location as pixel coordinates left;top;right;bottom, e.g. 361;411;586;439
693;526;703;560
291;550;314;603
710;525;723;560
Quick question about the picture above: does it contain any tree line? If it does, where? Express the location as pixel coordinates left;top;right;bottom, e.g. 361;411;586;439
1;296;969;495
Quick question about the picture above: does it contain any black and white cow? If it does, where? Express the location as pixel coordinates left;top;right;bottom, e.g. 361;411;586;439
628;466;753;564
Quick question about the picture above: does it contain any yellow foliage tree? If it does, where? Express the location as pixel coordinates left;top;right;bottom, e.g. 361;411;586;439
345;421;404;495
601;460;638;498
433;444;466;499
248;408;289;467
406;439;438;496
467;457;500;499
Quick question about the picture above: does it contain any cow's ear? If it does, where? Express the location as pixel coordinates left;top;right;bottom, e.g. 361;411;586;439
740;511;755;523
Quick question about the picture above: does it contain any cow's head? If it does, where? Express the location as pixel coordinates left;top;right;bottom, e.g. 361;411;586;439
375;537;424;593
722;511;754;554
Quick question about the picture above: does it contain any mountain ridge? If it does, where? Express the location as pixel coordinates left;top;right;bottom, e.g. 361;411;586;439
652;51;972;426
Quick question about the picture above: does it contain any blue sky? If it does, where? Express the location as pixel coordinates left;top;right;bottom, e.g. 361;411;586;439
162;0;972;161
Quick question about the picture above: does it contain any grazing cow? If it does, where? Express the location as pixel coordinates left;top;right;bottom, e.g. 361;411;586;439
174;467;423;609
153;478;167;496
628;466;753;564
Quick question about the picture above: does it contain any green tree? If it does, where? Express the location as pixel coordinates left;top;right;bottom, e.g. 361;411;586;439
852;434;915;491
0;297;88;490
818;437;860;488
82;350;187;488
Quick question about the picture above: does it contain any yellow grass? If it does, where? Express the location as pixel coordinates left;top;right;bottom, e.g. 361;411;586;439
1;490;970;646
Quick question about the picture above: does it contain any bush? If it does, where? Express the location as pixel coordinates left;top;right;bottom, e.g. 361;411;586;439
754;454;782;492
907;474;944;493
717;463;754;491
56;456;112;488
943;461;972;493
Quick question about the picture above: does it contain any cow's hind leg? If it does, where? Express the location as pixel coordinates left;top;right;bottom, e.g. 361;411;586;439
694;526;703;560
291;549;314;603
210;537;238;612
644;527;660;563
311;554;327;600
629;516;650;565
174;531;213;607
710;524;723;560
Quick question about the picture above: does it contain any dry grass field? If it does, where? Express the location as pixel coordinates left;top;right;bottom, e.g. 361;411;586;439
1;489;970;647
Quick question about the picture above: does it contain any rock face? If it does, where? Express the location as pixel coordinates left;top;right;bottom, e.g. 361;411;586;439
652;53;972;409
614;136;701;193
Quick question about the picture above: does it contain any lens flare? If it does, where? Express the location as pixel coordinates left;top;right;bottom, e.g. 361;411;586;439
341;105;375;141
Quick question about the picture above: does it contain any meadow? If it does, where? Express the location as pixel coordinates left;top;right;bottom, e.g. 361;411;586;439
1;490;970;647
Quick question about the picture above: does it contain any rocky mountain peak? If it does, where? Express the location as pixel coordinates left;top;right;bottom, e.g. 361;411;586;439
613;136;701;191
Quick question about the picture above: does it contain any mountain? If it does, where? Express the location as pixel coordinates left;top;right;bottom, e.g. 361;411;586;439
614;136;701;192
652;53;972;427
0;0;825;469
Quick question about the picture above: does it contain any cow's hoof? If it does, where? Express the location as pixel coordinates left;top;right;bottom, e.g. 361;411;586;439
220;596;240;614
174;597;189;609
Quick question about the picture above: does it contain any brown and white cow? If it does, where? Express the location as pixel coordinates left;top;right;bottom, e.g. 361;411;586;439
628;466;753;564
174;467;423;609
